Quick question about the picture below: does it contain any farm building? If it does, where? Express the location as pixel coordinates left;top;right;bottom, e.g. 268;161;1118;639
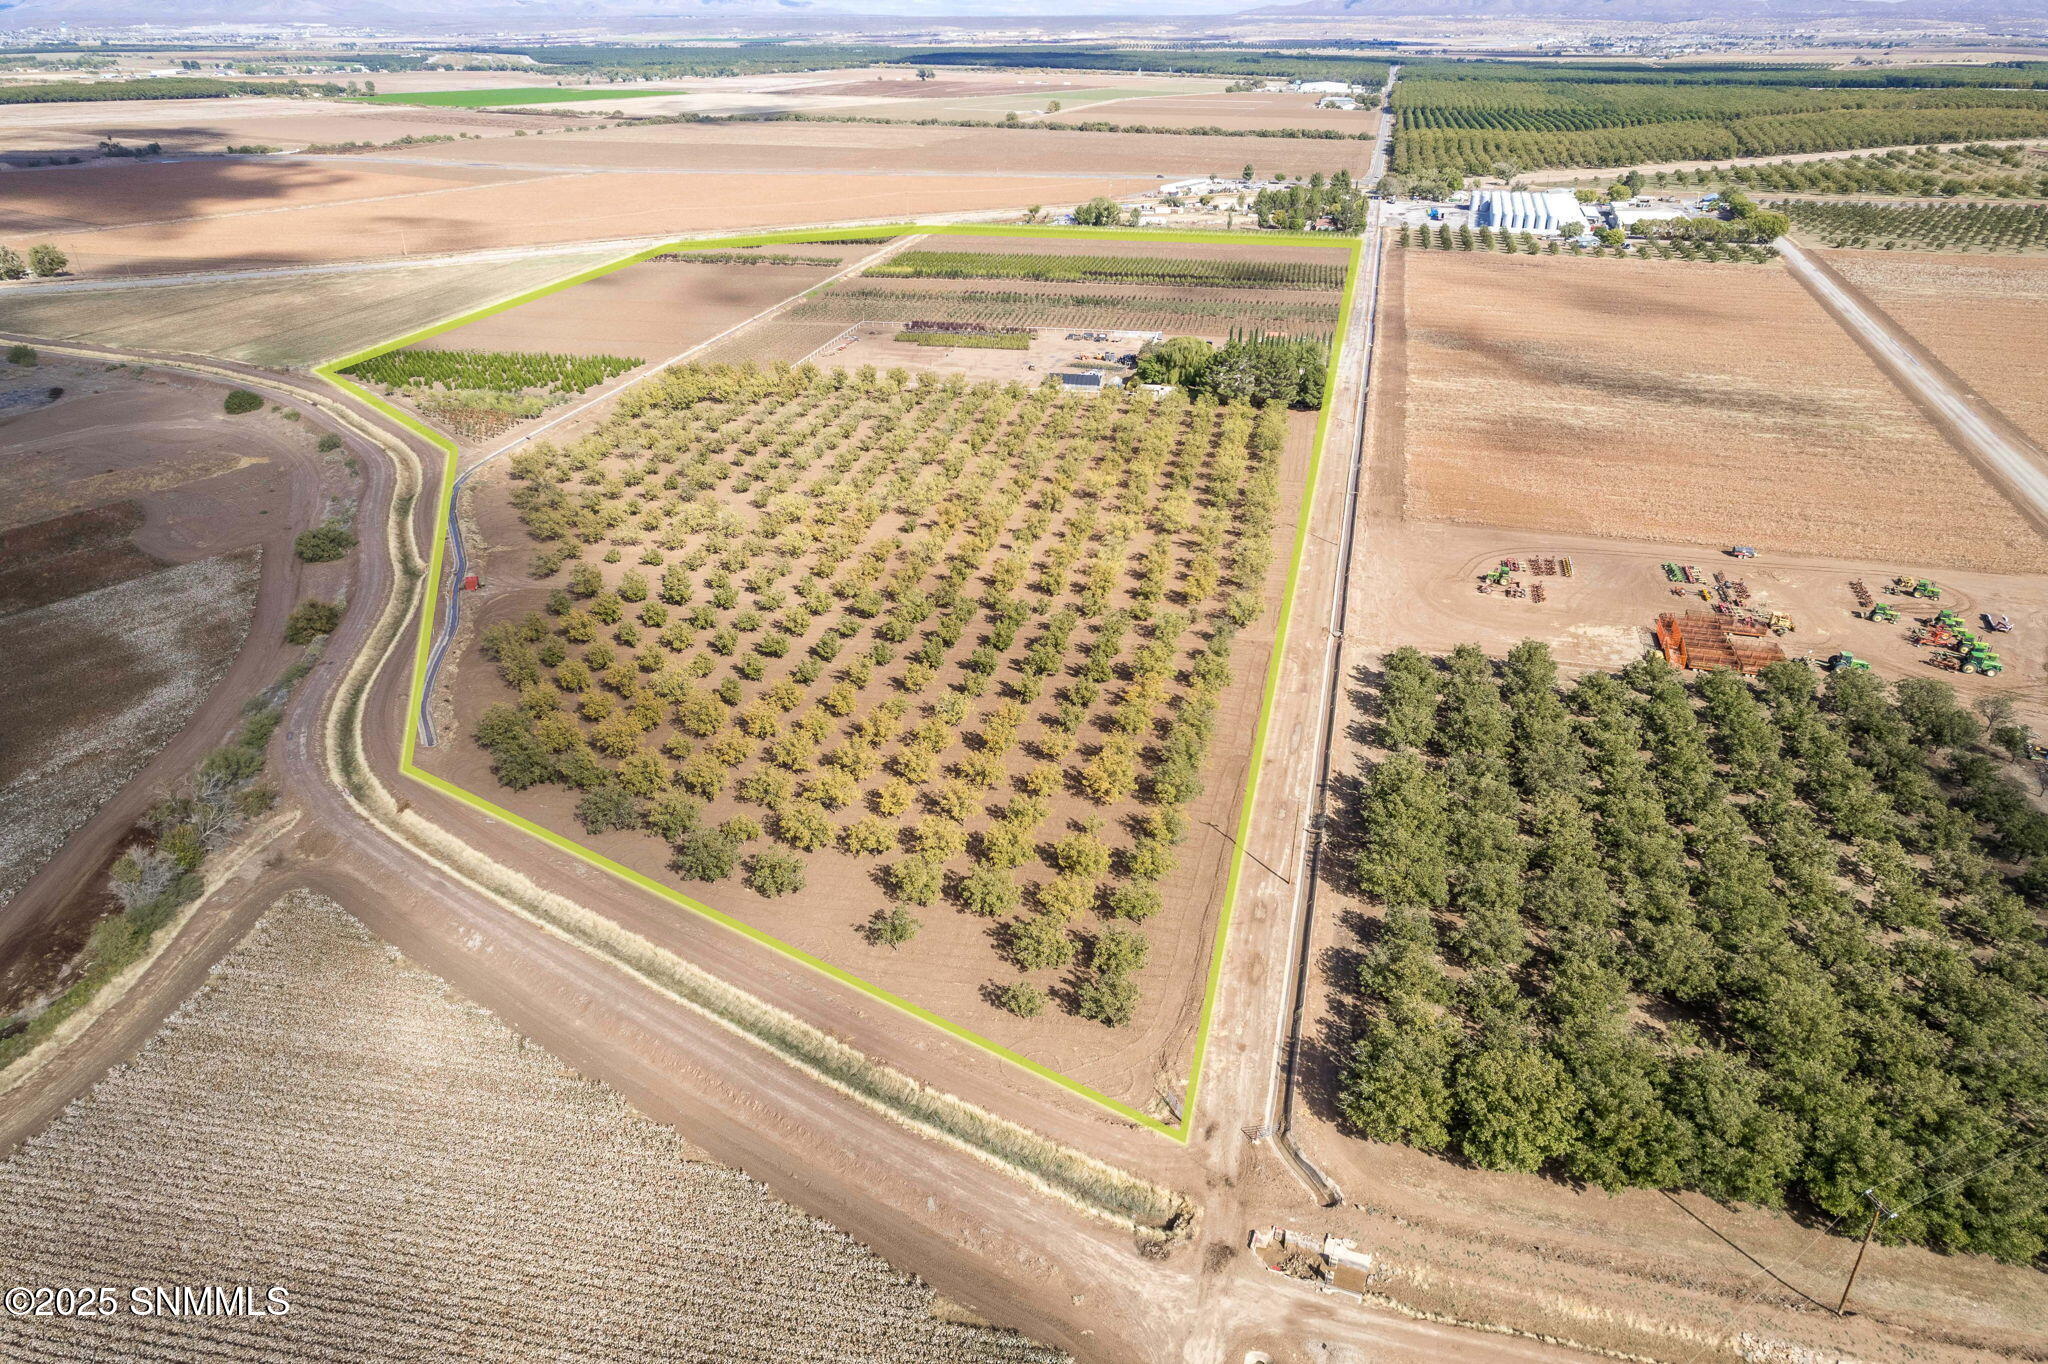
1609;201;1704;227
1469;189;1589;236
1294;80;1354;95
1317;96;1360;110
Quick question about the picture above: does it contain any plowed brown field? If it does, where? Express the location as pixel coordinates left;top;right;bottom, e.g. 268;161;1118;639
24;168;1161;276
1079;90;1381;133
1820;249;2048;457
1390;250;2048;573
0;98;588;159
369;119;1380;180
0;158;544;233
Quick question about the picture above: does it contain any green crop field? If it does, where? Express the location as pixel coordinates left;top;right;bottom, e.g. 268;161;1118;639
867;251;1347;291
1391;78;2048;175
363;86;681;108
340;346;641;394
894;329;1032;349
1339;643;2048;1263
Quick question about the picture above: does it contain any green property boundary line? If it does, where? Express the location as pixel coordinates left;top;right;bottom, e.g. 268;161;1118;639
315;221;1363;1142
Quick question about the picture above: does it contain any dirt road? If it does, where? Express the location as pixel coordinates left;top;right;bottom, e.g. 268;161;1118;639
0;361;341;1002
1780;236;2048;534
0;335;1592;1364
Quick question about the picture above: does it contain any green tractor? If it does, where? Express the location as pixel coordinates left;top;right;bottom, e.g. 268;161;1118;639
1933;609;1965;630
1898;577;1942;600
1961;647;2004;676
1867;603;1899;623
1826;651;1873;673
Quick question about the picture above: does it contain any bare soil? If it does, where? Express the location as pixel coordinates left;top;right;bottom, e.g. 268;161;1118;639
26;168;1163;276
0;246;629;369
0;157;544;233
408;254;852;360
1390;249;2048;573
1077;91;1384;134
1820;248;2048;456
363;119;1382;181
0;98;589;162
0;363;347;1005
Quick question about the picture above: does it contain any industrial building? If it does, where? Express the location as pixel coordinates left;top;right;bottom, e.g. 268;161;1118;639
1468;189;1589;236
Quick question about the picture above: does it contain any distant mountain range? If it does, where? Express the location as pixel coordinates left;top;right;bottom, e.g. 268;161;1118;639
1253;0;2048;20
0;0;2041;33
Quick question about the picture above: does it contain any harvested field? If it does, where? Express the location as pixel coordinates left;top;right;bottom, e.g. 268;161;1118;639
0;157;545;234
25;169;1162;276
1066;90;1383;133
365;118;1380;181
0;248;628;368
407;254;852;361
835;86;1201;122
367;85;686;107
438;357;1318;1104
1821;250;2048;453
0;99;588;161
0;890;1069;1363
0;553;257;910
1390;249;2048;573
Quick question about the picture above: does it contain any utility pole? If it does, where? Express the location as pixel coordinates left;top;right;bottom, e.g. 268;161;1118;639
1837;1188;1897;1316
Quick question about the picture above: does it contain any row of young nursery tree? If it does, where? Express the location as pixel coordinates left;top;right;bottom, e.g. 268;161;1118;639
1339;642;2048;1264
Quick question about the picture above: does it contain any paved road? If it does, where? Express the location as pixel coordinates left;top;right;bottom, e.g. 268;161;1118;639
1779;237;2048;531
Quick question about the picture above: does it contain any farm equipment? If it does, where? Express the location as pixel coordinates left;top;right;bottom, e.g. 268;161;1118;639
1938;646;2004;676
1712;572;1750;606
1933;609;1965;630
1531;584;1547;603
1768;612;1794;635
1559;556;1573;577
1663;562;1684;582
1890;576;1941;600
1866;602;1899;623
1826;652;1872;673
462;574;481;592
1481;563;1511;587
1985;613;2014;633
1849;579;1873;609
1728;546;1757;559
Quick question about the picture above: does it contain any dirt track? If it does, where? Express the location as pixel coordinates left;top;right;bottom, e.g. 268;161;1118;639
1780;237;2048;537
0;338;1594;1364
8;212;2042;1362
0;366;340;1011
